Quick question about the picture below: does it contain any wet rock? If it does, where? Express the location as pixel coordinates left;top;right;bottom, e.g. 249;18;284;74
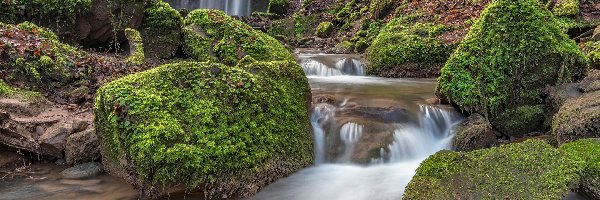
0;151;30;168
453;114;498;151
60;162;104;179
312;94;336;105
65;129;99;165
337;106;411;124
55;159;67;166
579;69;600;93
553;90;600;144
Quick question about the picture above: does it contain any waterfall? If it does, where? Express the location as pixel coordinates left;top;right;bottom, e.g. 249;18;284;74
299;57;365;77
252;104;464;200
301;59;343;77
164;0;252;16
338;123;364;163
311;103;336;164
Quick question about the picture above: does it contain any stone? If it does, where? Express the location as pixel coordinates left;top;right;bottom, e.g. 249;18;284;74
544;83;582;112
65;129;99;165
0;151;30;168
579;69;600;93
553;91;600;144
60;162;104;179
453;113;498;151
39;122;73;158
404;139;582;199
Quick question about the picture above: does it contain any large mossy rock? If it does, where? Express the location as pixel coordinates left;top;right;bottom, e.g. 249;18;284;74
560;139;600;199
366;18;452;78
182;9;294;65
436;0;588;136
404;139;582;199
94;60;313;198
141;1;183;59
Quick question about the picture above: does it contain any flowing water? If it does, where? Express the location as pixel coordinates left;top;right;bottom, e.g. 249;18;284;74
249;54;464;200
164;0;252;16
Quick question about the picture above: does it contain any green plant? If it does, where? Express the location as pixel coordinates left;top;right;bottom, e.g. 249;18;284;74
125;28;144;65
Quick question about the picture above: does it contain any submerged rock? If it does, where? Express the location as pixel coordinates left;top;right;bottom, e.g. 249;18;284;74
452;113;498;151
436;0;588;137
60;162;104;179
94;60;312;199
404;139;582;199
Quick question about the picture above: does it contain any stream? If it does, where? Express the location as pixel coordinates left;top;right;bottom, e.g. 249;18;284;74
3;53;587;200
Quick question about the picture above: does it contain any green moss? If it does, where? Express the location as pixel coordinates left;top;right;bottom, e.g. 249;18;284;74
315;21;334;38
0;0;91;24
141;0;183;59
587;41;600;69
354;38;368;52
183;9;294;66
492;105;545;136
268;0;290;16
560;139;600;199
369;0;393;19
125;28;144;65
552;0;579;17
0;79;41;101
94;60;312;194
366;18;451;75
436;0;588;134
405;139;582;199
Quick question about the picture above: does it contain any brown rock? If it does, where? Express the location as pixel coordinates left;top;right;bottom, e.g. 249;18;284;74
553;91;600;144
593;25;600;40
580;69;600;93
453;113;499;151
544;83;582;112
0;151;30;168
65;129;100;165
39;122;74;158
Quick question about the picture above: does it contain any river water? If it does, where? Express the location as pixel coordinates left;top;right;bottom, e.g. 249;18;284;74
249;54;464;200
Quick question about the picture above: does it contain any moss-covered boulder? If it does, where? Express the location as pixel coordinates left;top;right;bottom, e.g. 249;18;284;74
366;18;451;78
404;139;582;199
94;60;313;198
315;21;334;38
560;139;600;199
436;0;588;136
141;0;183;59
183;9;294;66
552;91;600;144
453;113;498;151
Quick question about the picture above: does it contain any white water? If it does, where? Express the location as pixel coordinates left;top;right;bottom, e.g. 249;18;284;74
250;54;464;200
164;0;251;16
300;57;365;77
